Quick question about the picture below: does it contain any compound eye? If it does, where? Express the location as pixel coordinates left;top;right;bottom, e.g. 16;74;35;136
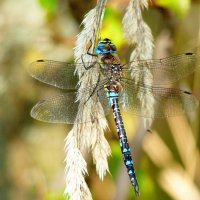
102;45;110;51
103;38;111;43
110;45;117;52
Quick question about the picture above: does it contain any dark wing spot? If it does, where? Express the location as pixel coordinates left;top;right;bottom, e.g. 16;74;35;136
184;91;192;95
37;59;45;62
185;52;193;56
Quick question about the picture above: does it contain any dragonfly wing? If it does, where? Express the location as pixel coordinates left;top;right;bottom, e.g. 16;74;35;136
97;86;111;116
120;82;199;118
31;88;110;124
151;87;199;118
28;60;80;89
31;92;78;124
122;52;200;84
76;84;110;123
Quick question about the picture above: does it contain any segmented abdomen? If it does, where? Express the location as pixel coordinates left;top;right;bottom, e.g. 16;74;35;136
107;89;140;196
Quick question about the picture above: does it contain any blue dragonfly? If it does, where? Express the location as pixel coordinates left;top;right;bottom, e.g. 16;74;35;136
28;38;199;196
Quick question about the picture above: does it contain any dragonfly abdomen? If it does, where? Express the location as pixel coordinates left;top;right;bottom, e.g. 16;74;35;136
107;87;140;196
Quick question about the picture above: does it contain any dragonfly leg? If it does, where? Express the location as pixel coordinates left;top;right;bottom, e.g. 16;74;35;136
81;54;98;70
86;51;98;57
80;39;99;70
86;39;98;57
96;78;110;98
82;73;101;104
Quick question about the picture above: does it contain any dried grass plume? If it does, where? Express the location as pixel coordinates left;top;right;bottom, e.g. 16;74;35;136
64;1;111;199
123;0;154;128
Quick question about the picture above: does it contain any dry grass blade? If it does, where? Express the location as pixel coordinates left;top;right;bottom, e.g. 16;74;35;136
143;127;200;199
167;116;199;180
142;133;173;168
159;165;200;200
64;131;92;200
64;1;111;199
122;0;154;128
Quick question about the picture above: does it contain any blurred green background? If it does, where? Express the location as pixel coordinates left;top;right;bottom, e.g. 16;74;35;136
0;0;200;200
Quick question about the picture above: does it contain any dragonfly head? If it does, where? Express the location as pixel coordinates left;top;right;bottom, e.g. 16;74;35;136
96;38;117;55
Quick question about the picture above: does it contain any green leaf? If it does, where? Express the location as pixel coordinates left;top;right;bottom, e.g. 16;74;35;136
109;141;121;178
45;190;67;200
38;0;57;15
156;0;191;17
101;7;124;47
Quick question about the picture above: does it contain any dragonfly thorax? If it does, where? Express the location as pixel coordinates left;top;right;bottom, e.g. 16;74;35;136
100;55;122;82
97;44;123;84
110;65;122;81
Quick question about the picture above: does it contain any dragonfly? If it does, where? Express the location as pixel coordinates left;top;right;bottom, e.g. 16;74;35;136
28;38;200;196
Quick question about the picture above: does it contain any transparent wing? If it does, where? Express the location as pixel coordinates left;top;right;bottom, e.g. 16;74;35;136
31;92;78;124
122;52;200;84
29;60;100;89
28;60;79;89
31;87;110;124
119;80;199;118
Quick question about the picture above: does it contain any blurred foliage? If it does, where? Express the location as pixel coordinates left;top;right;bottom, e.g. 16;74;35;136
109;141;121;178
101;7;124;47
38;0;58;18
45;190;67;200
0;0;200;200
155;0;191;17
